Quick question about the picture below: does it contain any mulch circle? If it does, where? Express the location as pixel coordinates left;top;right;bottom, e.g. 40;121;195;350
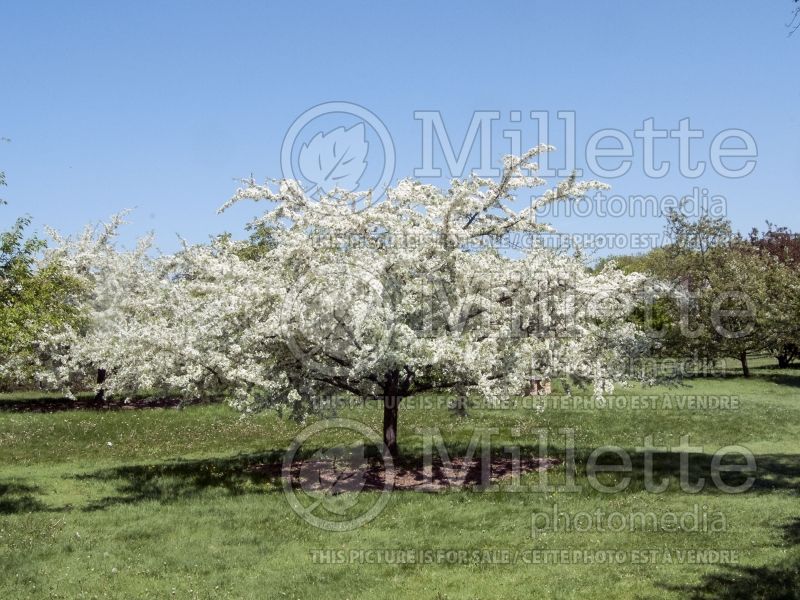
275;455;561;493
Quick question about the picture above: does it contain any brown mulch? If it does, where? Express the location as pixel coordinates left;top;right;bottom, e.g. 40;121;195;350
270;455;561;493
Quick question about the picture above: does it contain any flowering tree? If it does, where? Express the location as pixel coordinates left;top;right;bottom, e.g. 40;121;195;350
31;214;257;397
39;147;650;457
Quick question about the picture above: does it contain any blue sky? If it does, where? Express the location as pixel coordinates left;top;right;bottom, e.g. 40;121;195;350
1;1;798;254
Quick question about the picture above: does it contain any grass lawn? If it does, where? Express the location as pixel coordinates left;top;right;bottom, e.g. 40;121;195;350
1;359;798;599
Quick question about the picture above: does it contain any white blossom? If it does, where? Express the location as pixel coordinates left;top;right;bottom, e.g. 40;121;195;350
35;148;653;418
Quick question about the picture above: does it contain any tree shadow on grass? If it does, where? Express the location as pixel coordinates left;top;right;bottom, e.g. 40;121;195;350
74;445;800;512
671;560;800;600
630;452;800;494
76;449;288;511
660;517;800;600
760;373;800;389
0;394;220;413
704;360;800;388
0;480;57;514
675;364;800;388
784;516;800;546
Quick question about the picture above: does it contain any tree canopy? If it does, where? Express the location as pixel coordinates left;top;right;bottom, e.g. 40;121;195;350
32;148;653;455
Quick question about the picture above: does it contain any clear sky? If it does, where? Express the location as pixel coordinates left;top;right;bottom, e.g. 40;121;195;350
1;1;798;254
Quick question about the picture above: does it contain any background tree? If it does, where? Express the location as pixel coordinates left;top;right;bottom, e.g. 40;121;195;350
617;210;748;371
0;217;83;388
601;211;799;376
0;152;83;389
749;224;800;367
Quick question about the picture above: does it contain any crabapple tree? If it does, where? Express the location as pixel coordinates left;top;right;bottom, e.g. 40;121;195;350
39;147;651;457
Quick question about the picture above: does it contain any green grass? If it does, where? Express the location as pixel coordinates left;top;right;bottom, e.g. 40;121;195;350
1;360;798;599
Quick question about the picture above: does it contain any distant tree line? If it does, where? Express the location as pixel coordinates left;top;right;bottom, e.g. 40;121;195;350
600;210;800;377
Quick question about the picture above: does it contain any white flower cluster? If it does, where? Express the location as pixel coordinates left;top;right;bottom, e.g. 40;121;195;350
34;148;652;411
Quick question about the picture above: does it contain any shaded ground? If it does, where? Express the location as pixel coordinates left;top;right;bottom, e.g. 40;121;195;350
0;394;218;413
8;447;794;513
661;517;800;600
277;455;561;493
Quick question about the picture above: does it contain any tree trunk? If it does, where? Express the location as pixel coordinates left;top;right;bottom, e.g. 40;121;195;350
382;368;410;460
450;394;467;417
739;352;750;378
383;395;399;459
94;368;107;403
777;354;791;369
